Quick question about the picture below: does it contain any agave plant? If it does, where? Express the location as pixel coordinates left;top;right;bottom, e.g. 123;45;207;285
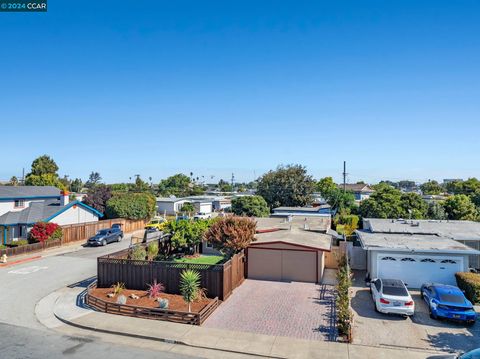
147;279;165;299
111;282;125;296
179;269;201;312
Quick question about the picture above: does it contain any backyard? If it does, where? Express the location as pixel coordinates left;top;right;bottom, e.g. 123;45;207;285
174;255;225;265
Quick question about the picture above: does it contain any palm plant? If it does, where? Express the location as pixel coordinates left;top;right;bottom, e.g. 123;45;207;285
179;269;201;312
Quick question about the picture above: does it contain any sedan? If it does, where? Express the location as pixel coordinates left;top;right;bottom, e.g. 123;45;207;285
421;283;477;325
87;229;123;246
370;278;415;317
427;348;480;359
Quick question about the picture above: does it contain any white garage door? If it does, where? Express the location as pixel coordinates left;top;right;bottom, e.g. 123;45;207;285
248;248;317;283
377;254;463;288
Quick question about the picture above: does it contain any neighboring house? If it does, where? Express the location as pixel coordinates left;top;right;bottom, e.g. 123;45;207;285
0;186;103;244
357;218;480;288
338;183;374;201
157;195;230;216
364;218;480;269
156;197;189;216
212;198;231;212
422;194;448;204
271;205;332;218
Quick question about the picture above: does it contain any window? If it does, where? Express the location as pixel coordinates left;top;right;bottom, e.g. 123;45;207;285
401;257;416;262
205;242;213;249
374;280;381;292
421;258;436;263
441;259;457;264
381;256;396;261
14;199;25;208
383;285;408;296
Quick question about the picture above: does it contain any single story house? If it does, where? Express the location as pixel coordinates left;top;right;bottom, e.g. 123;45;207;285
0;189;103;244
364;218;480;269
339;183;374;201
271;205;332;218
356;229;479;288
156;197;189;216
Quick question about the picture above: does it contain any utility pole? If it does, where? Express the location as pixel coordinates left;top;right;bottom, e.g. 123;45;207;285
231;173;235;193
343;161;347;193
21;168;25;185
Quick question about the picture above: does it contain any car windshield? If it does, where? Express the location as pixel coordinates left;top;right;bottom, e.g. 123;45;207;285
383;285;408;296
439;293;465;304
97;230;109;235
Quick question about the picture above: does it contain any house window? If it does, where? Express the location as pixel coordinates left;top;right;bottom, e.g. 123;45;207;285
381;256;396;261
441;259;457;264
205;242;213;249
401;257;416;262
14;199;25;208
421;258;436;263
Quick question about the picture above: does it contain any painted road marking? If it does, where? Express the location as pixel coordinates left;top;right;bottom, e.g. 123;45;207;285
8;266;48;275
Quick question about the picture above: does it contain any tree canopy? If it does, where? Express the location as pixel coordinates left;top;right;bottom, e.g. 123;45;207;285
420;180;444;195
25;155;65;189
158;173;204;197
83;184;112;214
316;177;355;213
106;192;156;220
205;216;257;256
256;164;315;209
85;171;102;188
231;195;270;217
443;194;479;221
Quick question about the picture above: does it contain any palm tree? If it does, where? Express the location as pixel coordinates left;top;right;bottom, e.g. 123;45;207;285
179;269;201;312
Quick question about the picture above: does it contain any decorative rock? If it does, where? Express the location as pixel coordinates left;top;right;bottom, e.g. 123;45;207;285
158;298;169;309
107;293;115;298
116;294;127;305
130;293;139;300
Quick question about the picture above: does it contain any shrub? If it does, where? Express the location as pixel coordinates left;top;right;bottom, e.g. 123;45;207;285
336;254;353;341
204;216;256;256
158;298;169;309
163;218;214;254
456;272;480;304
111;282;125;296
116;294;127;305
129;246;147;260
180;269;201;312
146;242;159;260
12;239;29;247
29;222;62;243
105;192;156;220
147;280;165;299
231;196;270;217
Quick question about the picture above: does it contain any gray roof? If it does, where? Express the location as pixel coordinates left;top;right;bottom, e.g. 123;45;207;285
0;186;60;199
364;218;480;241
0;200;64;225
338;184;374;192
253;228;332;251
356;230;479;254
255;217;331;232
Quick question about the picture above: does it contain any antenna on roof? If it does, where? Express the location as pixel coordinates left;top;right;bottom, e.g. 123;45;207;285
343;161;347;193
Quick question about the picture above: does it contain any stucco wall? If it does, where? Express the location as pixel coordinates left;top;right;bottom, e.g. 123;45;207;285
51;205;99;226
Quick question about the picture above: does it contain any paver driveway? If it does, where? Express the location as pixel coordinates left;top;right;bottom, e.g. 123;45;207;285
203;279;337;341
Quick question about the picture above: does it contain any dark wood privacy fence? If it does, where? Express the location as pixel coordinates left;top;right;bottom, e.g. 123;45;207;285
0;238;62;257
86;282;219;325
97;250;245;301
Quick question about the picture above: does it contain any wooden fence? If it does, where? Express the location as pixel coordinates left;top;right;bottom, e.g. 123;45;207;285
97;250;245;301
61;219;148;244
86;282;219;325
325;246;344;269
0;219;148;259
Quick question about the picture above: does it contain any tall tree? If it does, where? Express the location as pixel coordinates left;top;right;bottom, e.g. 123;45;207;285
427;202;447;220
158;173;204;197
400;192;428;219
420;180;444;195
256;164;315;209
231;195;270;217
359;184;405;219
70;178;83;193
317;177;355;213
443;195;478;221
25;155;64;189
85;171;102;188
8;176;19;186
83;184;112;214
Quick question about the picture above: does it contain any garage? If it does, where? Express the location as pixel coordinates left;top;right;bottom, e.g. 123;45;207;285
356;230;479;288
247;228;332;283
376;254;463;288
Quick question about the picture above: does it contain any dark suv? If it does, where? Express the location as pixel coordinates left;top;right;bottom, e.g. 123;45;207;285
87;226;124;246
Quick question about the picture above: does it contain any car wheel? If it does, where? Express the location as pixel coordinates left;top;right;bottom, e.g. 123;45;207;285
102;239;107;246
420;291;424;300
429;309;437;320
117;235;122;242
466;321;476;327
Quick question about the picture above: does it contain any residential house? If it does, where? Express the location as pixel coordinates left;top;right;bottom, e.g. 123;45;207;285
272;205;332;218
356;218;480;288
338;183;374;201
0;186;103;244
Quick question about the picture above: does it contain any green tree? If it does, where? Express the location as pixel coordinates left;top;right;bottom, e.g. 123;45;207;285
180;202;195;214
317;177;337;196
164;218;213;253
179;270;201;312
443;195;479;221
420;180;444;195
85;171;102;188
105;192;156;220
29;155;59;176
231;196;270;217
133;176;150;192
83;184;112;214
70;178;83;193
217;179;233;192
256;164;315;209
158;174;204;197
359;184;404;218
8;176;19;186
400;192;428;219
427;202;447;220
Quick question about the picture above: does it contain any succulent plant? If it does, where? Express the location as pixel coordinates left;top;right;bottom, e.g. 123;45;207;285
158;298;169;309
116;294;127;305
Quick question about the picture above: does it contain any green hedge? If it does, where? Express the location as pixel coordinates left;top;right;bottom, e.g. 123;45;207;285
106;192;156;220
455;272;480;304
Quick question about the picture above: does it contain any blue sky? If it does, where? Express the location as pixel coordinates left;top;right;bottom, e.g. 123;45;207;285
1;1;479;184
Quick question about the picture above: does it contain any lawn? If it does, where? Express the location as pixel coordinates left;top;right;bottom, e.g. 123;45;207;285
174;255;225;265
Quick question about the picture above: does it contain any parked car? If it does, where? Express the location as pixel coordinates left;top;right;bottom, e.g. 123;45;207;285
370;278;415;317
421;283;477;325
427;348;480;358
193;212;211;220
87;227;124;246
145;218;166;232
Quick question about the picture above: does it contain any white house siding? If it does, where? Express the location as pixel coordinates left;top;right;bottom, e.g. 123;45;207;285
50;205;99;226
195;202;212;214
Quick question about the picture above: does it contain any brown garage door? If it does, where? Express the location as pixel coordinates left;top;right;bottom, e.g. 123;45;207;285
248;248;317;283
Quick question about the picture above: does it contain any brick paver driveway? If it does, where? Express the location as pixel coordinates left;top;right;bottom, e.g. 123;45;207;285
203;279;337;341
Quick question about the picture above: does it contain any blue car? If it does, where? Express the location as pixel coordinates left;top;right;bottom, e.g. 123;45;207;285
421;283;477;325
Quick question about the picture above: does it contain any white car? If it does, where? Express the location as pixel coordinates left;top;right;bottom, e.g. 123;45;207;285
370;278;415;317
193;212;212;220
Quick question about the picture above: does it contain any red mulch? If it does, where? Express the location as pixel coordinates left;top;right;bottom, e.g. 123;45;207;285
90;287;212;313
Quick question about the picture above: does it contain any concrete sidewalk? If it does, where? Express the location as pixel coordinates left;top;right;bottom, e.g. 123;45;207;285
36;286;447;359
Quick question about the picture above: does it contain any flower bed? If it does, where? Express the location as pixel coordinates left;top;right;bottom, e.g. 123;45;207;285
86;282;219;325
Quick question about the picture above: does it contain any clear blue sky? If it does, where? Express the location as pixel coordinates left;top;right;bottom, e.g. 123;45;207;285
1;1;479;184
